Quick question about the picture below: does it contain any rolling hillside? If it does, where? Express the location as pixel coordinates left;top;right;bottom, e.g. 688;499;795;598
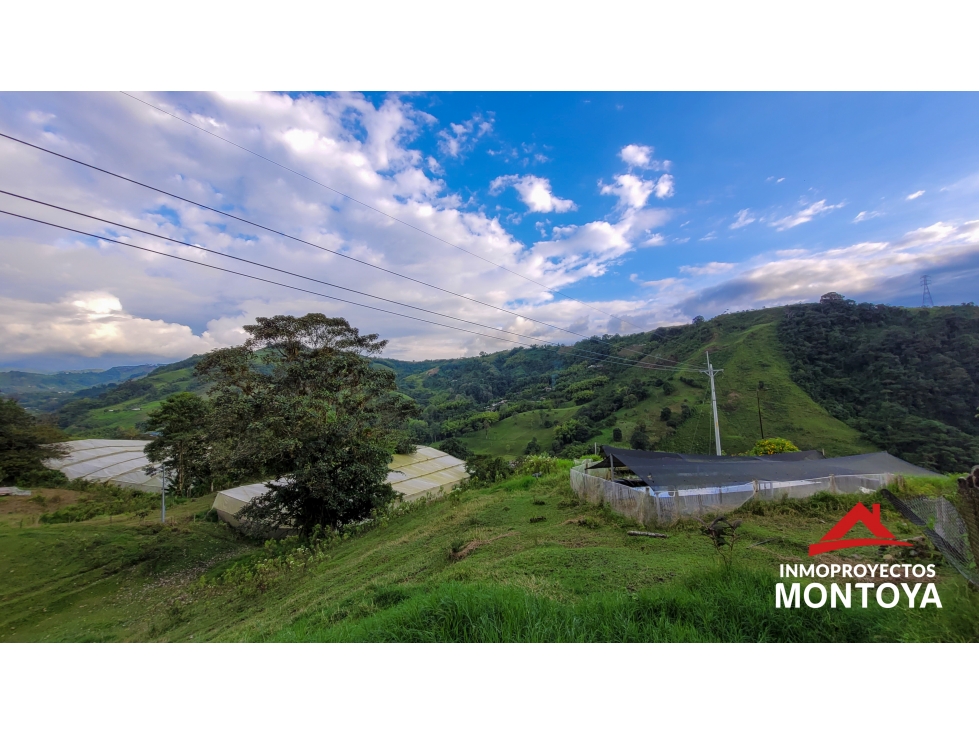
41;298;979;469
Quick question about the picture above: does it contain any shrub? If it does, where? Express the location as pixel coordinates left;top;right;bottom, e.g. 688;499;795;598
523;437;542;455
662;381;676;396
748;438;800;455
612;427;622;442
660;407;672;422
522;454;557;476
465;455;514;483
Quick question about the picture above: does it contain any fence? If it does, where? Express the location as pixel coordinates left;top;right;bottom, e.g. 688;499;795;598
569;464;895;526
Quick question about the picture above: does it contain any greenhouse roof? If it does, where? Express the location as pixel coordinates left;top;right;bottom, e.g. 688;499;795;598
44;439;161;492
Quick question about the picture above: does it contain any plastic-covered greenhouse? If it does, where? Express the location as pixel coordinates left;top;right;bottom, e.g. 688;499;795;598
570;446;939;524
44;439;161;491
212;445;469;526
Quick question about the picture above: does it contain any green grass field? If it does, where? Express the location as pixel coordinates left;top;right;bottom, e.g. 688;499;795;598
2;466;975;643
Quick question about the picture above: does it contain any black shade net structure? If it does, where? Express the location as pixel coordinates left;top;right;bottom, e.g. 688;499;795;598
882;488;979;588
593;447;938;490
571;447;941;525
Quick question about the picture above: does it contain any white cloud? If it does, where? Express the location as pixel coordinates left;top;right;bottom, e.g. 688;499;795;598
0;291;227;358
437;113;493;158
853;210;881;222
771;199;845;231
653;174;674;199
700;231;717;241
600;174;653;209
679;262;735;277
680;219;979;315
906;190;925;200
619;144;669;171
489;174;576;213
1;91;664;365
730;208;756;229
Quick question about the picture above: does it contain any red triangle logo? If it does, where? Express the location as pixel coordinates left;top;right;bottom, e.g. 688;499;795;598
808;503;913;556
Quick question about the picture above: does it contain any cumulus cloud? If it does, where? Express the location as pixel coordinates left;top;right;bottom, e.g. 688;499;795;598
0;92;664;365
0;291;227;358
489;174;576;213
437;113;493;158
600;174;653;209
730;208;756;229
907;190;925;200
619;144;670;170
771;199;845;231
653;174;675;199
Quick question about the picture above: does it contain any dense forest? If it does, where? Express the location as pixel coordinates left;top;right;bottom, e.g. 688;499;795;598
779;293;979;472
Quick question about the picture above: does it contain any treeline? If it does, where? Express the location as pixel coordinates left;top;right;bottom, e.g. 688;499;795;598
778;293;979;472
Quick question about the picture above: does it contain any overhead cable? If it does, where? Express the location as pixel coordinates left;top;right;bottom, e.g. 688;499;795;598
0;209;701;375
0;130;689;368
119;91;643;331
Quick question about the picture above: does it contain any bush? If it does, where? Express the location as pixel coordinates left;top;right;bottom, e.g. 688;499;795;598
465;455;514;483
662;381;676;396
660;407;672;422
748;438;799;455
523;437;542;455
612;427;622;442
522;454;557;476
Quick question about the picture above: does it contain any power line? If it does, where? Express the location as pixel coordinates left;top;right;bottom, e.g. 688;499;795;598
0;130;685;368
119;91;643;331
0;208;700;375
0;188;692;372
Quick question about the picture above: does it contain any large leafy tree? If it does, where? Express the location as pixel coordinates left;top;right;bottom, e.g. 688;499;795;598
195;314;418;535
143;392;212;496
0;397;66;485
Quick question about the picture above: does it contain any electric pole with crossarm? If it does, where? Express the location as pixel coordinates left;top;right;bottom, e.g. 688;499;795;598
700;352;724;456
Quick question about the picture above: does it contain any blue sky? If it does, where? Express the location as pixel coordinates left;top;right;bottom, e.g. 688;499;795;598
1;92;978;370
406;92;979;308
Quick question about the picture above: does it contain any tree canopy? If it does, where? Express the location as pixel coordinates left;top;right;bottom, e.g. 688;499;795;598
779;297;979;471
195;314;418;535
0;397;66;485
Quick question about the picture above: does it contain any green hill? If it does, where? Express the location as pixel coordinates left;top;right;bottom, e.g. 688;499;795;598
0;364;159;413
52;356;204;437
43;298;979;470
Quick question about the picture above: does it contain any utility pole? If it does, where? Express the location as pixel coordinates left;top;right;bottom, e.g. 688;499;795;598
756;381;766;439
161;466;167;524
700;353;723;456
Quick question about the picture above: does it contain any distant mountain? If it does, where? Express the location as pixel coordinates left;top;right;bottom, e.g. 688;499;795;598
0;364;159;394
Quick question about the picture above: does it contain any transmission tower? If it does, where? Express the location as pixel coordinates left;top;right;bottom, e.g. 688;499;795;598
921;275;934;308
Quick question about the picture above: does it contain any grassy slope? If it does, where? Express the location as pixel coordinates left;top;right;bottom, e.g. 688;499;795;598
457;309;876;459
2;469;974;643
61;365;199;437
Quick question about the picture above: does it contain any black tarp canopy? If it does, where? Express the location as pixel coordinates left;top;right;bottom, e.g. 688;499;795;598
591;446;939;489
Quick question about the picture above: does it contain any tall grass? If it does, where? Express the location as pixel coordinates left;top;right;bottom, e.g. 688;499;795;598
275;568;911;643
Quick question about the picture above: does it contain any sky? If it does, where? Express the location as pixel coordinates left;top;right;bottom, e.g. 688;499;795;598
1;91;978;371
